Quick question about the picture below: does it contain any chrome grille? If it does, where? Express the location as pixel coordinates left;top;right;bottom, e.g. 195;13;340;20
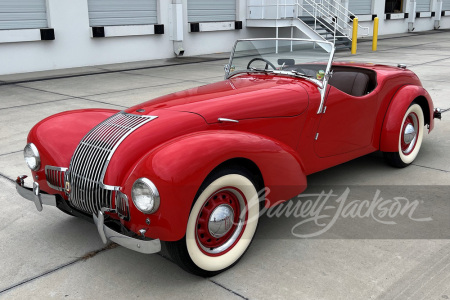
45;165;68;191
68;111;156;215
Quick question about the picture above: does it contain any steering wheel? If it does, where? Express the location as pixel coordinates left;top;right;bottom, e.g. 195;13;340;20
247;58;277;70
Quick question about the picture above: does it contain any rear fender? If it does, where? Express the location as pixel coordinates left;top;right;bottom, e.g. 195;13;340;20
123;130;307;241
380;85;434;152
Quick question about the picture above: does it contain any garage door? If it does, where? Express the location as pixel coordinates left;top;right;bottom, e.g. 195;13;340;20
88;0;157;26
188;0;236;22
443;0;450;11
416;0;431;12
349;0;372;15
0;0;48;30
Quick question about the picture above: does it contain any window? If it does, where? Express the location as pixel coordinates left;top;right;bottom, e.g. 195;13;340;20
385;0;403;13
0;0;48;30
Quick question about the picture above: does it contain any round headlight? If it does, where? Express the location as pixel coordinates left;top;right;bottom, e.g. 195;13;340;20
131;178;160;214
24;143;41;171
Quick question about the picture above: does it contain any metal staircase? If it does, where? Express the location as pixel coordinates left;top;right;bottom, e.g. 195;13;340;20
299;16;351;50
247;0;369;50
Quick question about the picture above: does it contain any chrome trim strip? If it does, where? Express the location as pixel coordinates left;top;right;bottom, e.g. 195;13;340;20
93;211;161;254
218;118;239;123
99;114;157;188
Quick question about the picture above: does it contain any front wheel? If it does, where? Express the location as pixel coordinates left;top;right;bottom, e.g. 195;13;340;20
164;168;261;277
384;103;425;168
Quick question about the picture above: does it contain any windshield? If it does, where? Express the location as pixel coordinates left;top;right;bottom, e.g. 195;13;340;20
227;39;334;85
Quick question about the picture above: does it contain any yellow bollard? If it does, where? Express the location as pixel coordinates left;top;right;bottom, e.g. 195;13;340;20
372;17;379;51
351;17;358;55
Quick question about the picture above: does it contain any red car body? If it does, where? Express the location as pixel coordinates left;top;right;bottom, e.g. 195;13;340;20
17;38;440;276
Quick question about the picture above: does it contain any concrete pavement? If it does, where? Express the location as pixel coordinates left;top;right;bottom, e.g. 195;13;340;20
1;30;449;299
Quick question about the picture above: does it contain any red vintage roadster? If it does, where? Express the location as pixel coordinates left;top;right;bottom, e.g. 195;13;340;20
16;39;441;276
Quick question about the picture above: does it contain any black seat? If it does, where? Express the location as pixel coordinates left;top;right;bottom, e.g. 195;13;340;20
329;71;370;97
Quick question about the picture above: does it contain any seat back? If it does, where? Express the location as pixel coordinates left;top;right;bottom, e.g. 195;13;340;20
329;71;370;97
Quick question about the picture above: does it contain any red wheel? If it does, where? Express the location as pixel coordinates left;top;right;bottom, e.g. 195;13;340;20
195;188;247;256
164;167;261;277
384;103;425;168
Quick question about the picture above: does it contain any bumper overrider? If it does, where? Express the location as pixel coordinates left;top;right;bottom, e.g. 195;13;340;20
434;108;442;120
15;176;161;254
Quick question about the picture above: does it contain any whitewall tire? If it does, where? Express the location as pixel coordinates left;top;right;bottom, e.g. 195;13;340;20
384;103;425;168
164;167;261;277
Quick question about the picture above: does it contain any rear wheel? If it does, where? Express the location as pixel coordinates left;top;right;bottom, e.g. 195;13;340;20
164;167;261;277
384;103;425;168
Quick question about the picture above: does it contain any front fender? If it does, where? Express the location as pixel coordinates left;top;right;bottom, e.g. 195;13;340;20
27;108;119;194
380;85;434;152
123;130;307;241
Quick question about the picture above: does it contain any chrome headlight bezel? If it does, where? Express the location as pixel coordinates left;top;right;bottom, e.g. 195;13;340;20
131;178;160;214
24;143;41;171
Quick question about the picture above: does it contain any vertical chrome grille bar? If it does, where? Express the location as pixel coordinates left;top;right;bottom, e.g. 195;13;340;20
67;112;156;215
88;116;115;213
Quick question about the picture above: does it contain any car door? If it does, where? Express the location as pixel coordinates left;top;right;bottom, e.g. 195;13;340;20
313;85;379;158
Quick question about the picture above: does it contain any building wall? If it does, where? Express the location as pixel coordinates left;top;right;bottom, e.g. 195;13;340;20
0;0;449;75
0;0;270;75
355;0;450;37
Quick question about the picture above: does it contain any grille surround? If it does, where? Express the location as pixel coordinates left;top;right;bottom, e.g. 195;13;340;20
45;165;68;191
68;111;157;215
116;191;130;221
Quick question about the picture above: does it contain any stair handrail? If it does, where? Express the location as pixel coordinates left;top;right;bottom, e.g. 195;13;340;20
246;0;369;43
297;0;349;39
316;0;370;35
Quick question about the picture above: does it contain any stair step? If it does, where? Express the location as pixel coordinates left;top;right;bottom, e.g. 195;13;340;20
326;36;349;42
335;45;351;51
302;21;316;26
299;16;315;21
333;40;350;46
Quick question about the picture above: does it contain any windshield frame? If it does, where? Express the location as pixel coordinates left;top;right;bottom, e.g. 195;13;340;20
224;38;335;114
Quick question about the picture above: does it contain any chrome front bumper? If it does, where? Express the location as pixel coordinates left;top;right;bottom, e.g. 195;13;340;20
16;175;161;255
16;176;56;211
93;210;161;254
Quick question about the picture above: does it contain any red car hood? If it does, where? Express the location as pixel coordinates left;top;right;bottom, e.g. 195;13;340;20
126;74;311;123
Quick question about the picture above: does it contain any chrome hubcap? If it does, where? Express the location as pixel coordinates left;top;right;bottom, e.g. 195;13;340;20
403;123;416;144
208;204;234;238
401;112;419;155
196;188;247;255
